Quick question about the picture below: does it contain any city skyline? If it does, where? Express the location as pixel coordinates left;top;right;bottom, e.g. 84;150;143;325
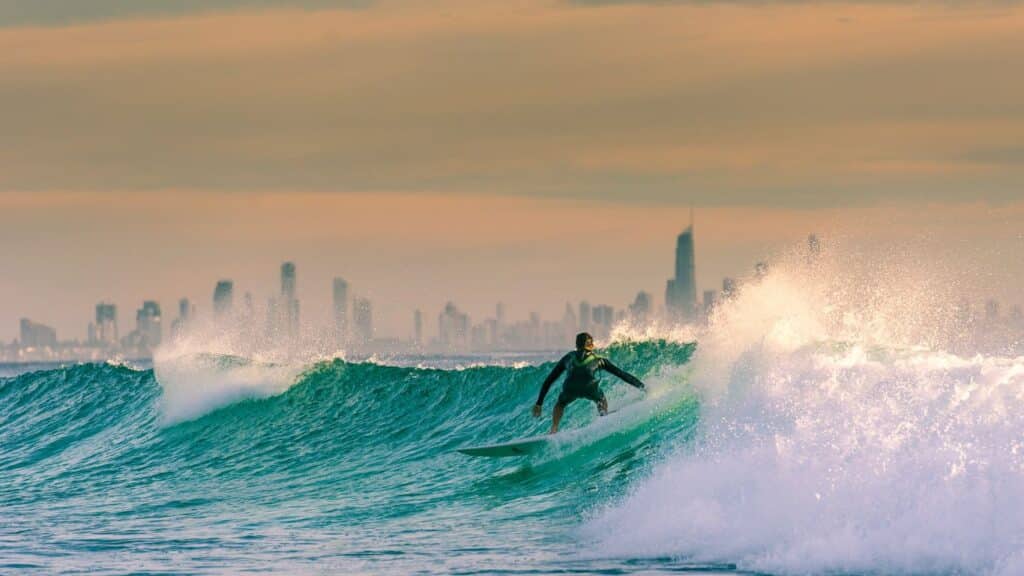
6;233;705;357
3;220;748;357
6;220;1024;362
4;195;1024;347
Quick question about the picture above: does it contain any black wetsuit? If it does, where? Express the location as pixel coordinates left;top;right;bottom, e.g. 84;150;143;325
536;350;645;411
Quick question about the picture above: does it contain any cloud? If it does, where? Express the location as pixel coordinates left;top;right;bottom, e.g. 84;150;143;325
0;0;367;28
960;146;1024;166
0;1;1022;205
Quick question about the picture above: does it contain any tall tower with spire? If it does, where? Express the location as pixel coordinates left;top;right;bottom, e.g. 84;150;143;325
280;262;300;338
666;208;697;323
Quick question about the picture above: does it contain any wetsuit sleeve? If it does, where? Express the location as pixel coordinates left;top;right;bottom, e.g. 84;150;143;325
601;359;646;390
536;355;568;406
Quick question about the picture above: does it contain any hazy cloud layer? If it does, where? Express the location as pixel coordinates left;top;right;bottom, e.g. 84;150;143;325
0;0;367;27
1;0;1022;206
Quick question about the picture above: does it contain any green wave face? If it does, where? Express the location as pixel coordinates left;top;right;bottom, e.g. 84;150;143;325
0;341;698;574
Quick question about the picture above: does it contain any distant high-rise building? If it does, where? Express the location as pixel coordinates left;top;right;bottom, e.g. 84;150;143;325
579;301;592;332
178;298;193;321
485;318;499;349
136;301;162;350
281;262;296;299
629;292;652;324
413;309;423;347
562;303;578;334
808;234;821;264
242;292;254;319
281;262;299;338
266;296;279;335
171;298;194;339
592;305;614;337
985;299;1000;321
353;297;373;344
213;280;234;322
285;298;300;338
333;277;349;344
666;226;697;323
95;302;118;345
439;302;470;349
19;318;57;349
702;290;717;320
496;302;505;327
722;277;737;299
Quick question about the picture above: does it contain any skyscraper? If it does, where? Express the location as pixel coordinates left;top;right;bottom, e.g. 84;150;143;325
95;302;118;345
579;301;592;332
178;298;193;321
439;302;470;350
592;305;614;338
986;299;1000;321
136;301;162;350
242;292;255;324
413;309;423;347
281;262;296;299
333;277;349;345
807;233;821;264
19;318;57;349
171;298;193;339
562;303;578;334
702;289;717;321
213;280;234;322
281;262;299;338
666;226;697;323
629;292;652;323
353;297;373;344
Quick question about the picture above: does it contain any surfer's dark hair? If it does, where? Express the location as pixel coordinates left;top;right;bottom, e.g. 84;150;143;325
575;332;593;350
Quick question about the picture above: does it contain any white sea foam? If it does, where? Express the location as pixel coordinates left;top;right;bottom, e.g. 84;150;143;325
587;243;1024;575
152;328;337;424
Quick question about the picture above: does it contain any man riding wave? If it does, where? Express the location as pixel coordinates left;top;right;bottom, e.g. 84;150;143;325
532;332;646;434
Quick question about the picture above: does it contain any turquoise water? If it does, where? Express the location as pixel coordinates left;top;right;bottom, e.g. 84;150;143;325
1;341;719;575
8;332;1023;575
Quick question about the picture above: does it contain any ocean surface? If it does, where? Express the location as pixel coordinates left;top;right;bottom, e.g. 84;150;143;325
4;265;1024;575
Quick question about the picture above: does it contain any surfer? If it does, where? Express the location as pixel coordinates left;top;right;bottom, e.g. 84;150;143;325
532;332;646;434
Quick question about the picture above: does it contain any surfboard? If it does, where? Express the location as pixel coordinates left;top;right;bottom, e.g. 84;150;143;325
457;435;550;457
457;408;625;457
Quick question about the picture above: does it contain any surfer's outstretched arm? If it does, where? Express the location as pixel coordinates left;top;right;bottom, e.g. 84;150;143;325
601;360;646;391
535;359;566;410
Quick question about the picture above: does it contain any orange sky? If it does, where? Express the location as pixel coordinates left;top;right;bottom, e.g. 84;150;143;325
1;1;1022;340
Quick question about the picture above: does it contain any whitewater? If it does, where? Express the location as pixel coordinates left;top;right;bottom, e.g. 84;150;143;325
2;248;1023;575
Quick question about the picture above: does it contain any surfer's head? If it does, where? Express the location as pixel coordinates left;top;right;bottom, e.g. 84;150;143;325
575;332;594;352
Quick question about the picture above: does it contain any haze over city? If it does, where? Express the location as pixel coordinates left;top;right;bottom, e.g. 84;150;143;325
4;1;1024;348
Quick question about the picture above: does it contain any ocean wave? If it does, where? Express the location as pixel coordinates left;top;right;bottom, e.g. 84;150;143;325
584;247;1024;576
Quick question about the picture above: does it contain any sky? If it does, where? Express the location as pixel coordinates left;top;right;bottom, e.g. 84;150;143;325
1;0;1023;342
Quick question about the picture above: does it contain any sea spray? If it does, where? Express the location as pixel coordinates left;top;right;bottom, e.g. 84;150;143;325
584;243;1024;576
154;352;305;424
153;328;342;424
